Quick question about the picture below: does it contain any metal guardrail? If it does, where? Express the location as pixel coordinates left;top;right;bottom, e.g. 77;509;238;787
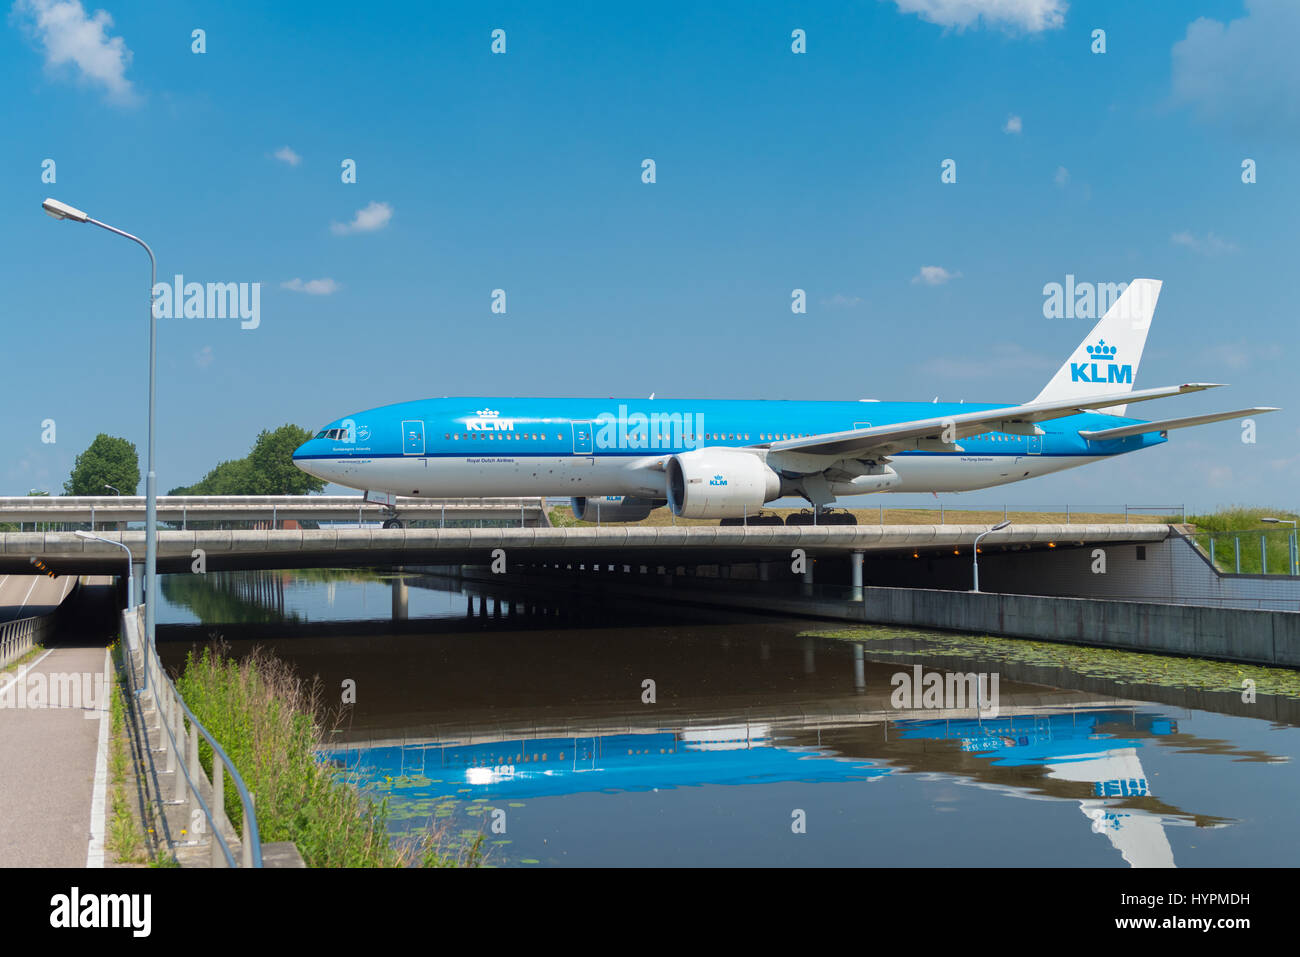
0;578;79;669
119;607;263;867
0;614;54;669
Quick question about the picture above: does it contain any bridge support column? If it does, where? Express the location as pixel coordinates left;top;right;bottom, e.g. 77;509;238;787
850;550;864;601
132;564;144;609
800;564;814;597
853;643;865;693
758;562;770;581
391;579;408;620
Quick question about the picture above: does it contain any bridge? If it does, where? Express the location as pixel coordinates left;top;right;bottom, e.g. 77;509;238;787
0;522;1170;575
0;494;552;528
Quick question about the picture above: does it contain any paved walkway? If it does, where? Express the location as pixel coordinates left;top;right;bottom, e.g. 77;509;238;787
0;578;114;867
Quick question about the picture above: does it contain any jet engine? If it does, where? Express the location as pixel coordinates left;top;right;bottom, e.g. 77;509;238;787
666;448;781;518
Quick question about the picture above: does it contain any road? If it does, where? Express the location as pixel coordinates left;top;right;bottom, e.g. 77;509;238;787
0;573;76;623
0;578;114;867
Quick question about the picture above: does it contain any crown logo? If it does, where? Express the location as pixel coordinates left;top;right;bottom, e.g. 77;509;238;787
475;409;499;417
1085;339;1118;359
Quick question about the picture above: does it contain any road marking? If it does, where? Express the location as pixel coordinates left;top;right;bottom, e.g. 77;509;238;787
86;647;112;868
17;577;39;615
0;647;55;698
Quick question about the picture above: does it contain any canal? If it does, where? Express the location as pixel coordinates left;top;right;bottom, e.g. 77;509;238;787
153;568;1300;867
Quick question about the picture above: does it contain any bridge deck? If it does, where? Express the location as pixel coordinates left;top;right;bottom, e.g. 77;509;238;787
0;524;1171;574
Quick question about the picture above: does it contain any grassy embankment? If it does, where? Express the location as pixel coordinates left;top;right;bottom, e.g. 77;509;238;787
176;646;483;867
1186;506;1298;575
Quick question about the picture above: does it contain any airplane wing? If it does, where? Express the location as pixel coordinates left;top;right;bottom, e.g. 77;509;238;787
1078;407;1278;441
761;383;1224;460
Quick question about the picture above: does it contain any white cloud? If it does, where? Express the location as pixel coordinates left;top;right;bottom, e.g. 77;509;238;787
1207;465;1234;489
1053;165;1070;186
272;146;301;167
911;265;960;285
886;0;1067;33
330;201;392;235
13;0;136;104
1172;0;1300;136
822;294;864;308
1002;114;1022;134
195;345;214;368
281;277;341;295
920;342;1055;378
1171;230;1237;255
1200;339;1280;372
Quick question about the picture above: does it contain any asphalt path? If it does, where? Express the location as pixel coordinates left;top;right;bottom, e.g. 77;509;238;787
0;578;114;867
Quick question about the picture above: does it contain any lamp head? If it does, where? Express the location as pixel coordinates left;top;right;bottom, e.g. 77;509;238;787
42;198;89;223
992;520;1011;531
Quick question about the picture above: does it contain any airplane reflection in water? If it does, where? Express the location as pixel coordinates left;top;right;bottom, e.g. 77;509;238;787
327;708;1222;868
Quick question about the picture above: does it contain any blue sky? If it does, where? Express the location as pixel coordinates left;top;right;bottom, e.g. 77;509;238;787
2;0;1296;511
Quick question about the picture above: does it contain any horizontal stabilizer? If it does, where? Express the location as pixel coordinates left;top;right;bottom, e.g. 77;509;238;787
1079;407;1279;441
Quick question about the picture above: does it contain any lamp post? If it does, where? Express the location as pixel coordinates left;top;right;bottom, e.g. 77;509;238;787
972;520;1011;593
1262;518;1298;576
104;484;120;495
74;531;133;609
44;198;158;683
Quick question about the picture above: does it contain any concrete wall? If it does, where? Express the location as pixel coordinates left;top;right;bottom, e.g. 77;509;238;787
862;587;1299;667
469;565;1300;668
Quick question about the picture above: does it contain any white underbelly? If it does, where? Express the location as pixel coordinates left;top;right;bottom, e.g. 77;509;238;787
883;453;1100;493
316;454;668;498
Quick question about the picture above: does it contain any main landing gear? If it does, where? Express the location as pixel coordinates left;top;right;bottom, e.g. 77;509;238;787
382;517;405;529
785;507;857;526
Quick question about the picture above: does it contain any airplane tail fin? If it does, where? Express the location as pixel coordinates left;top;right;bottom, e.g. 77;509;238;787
1032;278;1162;417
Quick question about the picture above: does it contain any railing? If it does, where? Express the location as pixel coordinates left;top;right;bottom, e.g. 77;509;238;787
0;614;55;669
0;579;79;669
118;607;263;867
1192;527;1300;577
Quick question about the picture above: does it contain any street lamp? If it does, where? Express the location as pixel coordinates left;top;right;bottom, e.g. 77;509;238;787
972;520;1011;593
75;531;133;609
1262;518;1298;575
75;530;144;693
104;484;120;495
44;197;159;684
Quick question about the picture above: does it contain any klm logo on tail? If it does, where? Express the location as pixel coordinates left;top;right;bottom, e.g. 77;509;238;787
1070;340;1132;384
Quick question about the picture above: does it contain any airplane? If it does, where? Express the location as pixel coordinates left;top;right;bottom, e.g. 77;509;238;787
293;279;1277;526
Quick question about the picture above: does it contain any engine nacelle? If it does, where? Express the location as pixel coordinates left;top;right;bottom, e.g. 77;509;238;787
666;449;781;519
570;496;663;522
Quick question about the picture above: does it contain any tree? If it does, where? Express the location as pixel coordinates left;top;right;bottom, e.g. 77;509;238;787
64;434;140;496
247;425;323;495
168;425;323;496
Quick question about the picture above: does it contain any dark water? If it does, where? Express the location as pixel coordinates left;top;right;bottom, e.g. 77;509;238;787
154;569;1300;867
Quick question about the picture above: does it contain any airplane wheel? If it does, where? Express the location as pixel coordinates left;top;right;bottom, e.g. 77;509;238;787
382;518;404;529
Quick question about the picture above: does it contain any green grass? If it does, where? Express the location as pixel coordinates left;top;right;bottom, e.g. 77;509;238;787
176;646;483;867
1186;506;1298;575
